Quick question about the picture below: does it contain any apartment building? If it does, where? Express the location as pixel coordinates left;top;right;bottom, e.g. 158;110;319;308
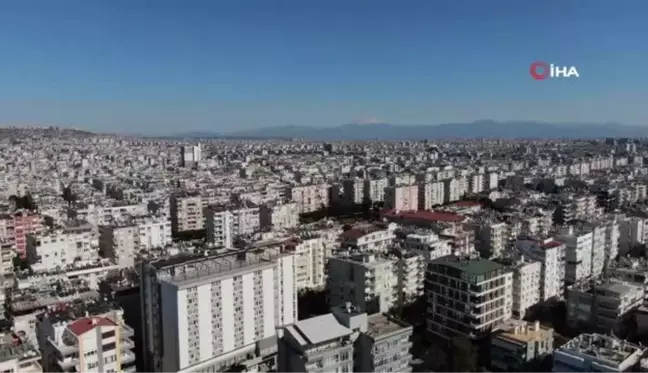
510;258;542;319
474;222;507;259
468;174;484;194
327;252;398;314
139;246;297;372
485;172;499;191
259;202;299;231
392;250;426;306
418;181;445;210
515;238;566;301
99;217;172;267
26;223;98;271
490;319;553;372
402;231;452;261
566;280;643;333
0;210;43;257
619;216;648;256
205;204;260;248
37;302;136;372
363;178;388;203
288;184;330;214
278;304;413;373
553;333;645;372
605;218;621;267
342;178;365;205
170;194;204;233
558;226;593;285
385;185;419;212
338;224;396;253
180;144;202;168
0;332;42;373
285;233;329;290
442;177;467;204
426;255;513;340
67;203;149;227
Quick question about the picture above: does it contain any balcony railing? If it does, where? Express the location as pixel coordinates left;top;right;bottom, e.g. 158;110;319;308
57;355;79;370
121;325;135;337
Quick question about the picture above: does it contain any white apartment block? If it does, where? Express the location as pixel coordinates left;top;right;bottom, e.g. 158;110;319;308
288;184;330;214
605;218;620;267
511;259;542;319
259;202;299;231
619;216;648;256
418;181;444;210
475;222;507;259
426;255;513;340
99;217;172;267
206;205;260;248
402;232;452;261
181;144;202;167
364;178;388;203
515;238;566;301
393;251;426;306
385;185;419;212
285;234;329;290
590;224;606;277
37;306;136;372
327;252;398;314
140;246;297;372
170;194;205;233
558;227;593;284
442;177;465;204
468;174;484;194
26;224;98;272
339;224;397;253
485;172;499;191
342;178;365;204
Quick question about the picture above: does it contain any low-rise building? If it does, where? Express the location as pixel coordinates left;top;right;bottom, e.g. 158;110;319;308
553;333;645;372
490;319;553;372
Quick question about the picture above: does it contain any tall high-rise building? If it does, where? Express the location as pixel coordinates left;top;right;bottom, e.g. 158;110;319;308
140;246;297;372
180;144;202;168
426;255;512;341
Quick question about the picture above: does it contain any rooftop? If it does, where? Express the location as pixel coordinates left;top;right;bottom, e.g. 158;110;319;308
0;333;40;364
558;333;645;365
495;319;553;345
365;314;412;340
287;314;352;347
383;209;465;223
430;255;506;276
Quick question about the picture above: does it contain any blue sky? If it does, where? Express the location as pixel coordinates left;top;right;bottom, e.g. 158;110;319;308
0;0;646;133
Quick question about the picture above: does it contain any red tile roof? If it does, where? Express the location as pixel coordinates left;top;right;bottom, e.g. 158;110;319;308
67;317;116;336
542;240;563;249
383;209;465;223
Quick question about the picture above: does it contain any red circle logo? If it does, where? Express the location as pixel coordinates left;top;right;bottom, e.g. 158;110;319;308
530;61;550;80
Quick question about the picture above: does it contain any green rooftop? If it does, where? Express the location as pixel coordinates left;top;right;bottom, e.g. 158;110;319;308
430;255;506;276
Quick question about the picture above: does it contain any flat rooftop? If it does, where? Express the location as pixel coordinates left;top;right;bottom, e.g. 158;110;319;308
495;319;553;344
365;314;412;340
430;255;506;276
287;314;352;347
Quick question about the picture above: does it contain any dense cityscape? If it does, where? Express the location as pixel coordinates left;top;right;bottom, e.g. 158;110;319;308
1;126;648;372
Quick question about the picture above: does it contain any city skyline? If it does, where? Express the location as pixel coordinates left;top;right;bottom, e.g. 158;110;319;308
0;0;646;133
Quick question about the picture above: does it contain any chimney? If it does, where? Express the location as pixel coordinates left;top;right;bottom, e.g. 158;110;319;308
91;318;98;325
345;302;352;313
535;321;540;331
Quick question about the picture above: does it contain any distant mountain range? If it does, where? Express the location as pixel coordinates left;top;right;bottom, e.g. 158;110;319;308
169;120;648;140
